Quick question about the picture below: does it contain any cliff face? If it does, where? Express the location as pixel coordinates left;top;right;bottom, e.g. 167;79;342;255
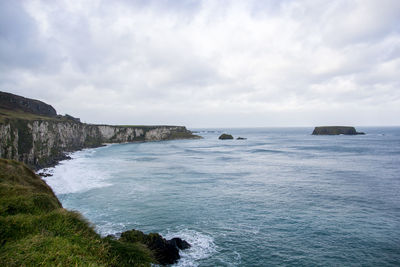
0;120;195;169
0;91;198;169
0;91;199;169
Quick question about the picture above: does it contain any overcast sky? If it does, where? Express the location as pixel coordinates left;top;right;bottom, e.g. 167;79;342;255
1;0;399;127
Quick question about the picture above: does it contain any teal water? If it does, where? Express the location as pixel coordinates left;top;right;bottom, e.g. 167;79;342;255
44;127;400;266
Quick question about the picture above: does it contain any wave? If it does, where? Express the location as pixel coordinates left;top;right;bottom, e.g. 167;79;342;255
250;148;284;154
42;149;112;195
96;221;127;237
163;229;216;267
134;156;158;162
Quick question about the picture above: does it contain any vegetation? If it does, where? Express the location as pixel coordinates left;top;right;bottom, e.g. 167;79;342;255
0;108;83;126
0;109;59;123
0;159;155;266
169;131;201;140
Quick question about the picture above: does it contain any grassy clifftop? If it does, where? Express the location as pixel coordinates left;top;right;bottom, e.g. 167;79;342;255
0;108;63;124
0;159;154;266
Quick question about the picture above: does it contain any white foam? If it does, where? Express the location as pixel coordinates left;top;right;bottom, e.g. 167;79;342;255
233;250;242;265
163;229;217;267
41;148;112;195
96;221;127;237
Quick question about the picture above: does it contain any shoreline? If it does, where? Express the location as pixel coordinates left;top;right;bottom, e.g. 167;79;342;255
36;141;196;265
36;144;112;174
32;134;201;171
36;137;215;266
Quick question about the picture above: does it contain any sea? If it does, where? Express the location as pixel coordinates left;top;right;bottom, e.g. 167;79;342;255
42;127;400;266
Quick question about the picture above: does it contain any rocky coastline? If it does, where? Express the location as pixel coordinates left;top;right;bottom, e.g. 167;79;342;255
0;91;197;265
0;91;200;170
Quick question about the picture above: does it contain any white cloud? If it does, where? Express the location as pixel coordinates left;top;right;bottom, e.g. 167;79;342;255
0;0;399;127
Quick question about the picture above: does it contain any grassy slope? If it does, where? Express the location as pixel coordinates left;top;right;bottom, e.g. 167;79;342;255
0;159;154;266
0;108;61;123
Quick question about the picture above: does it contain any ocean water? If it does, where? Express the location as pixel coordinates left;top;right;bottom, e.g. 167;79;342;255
43;127;400;266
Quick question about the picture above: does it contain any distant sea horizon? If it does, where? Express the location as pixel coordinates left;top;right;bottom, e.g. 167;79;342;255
186;125;400;129
43;127;400;266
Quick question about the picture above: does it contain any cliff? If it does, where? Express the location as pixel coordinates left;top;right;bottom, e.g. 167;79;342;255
312;126;365;135
0;159;189;266
0;92;199;169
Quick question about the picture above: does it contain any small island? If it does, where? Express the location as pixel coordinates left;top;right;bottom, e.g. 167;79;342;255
219;133;234;140
312;126;365;135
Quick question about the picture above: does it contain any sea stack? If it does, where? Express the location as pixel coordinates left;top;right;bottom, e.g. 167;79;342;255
312;126;365;135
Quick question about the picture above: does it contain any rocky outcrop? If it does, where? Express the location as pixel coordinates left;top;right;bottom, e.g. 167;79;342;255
119;229;191;265
63;114;80;123
312;126;365;135
219;133;234;140
0;91;57;117
0;120;197;169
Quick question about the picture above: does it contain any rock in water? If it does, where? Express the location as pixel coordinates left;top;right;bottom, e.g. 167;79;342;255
219;133;234;139
236;137;247;140
119;229;190;265
168;237;191;250
312;126;365;135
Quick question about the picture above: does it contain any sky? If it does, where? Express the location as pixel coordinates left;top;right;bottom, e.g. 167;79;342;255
1;0;399;127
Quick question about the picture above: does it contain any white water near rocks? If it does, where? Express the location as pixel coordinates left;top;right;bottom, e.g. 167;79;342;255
42;127;400;266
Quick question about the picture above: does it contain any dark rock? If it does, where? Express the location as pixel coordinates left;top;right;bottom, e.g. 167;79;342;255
168;237;191;250
34;153;72;170
64;114;81;123
38;172;53;177
119;229;190;265
312;126;365;135
219;134;234;140
236;137;247;140
0;91;57;117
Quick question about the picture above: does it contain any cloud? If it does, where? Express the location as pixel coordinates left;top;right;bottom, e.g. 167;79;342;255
0;0;399;127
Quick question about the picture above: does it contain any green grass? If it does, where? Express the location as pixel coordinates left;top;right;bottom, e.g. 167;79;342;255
0;109;60;123
0;109;81;124
0;159;155;266
168;131;202;140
